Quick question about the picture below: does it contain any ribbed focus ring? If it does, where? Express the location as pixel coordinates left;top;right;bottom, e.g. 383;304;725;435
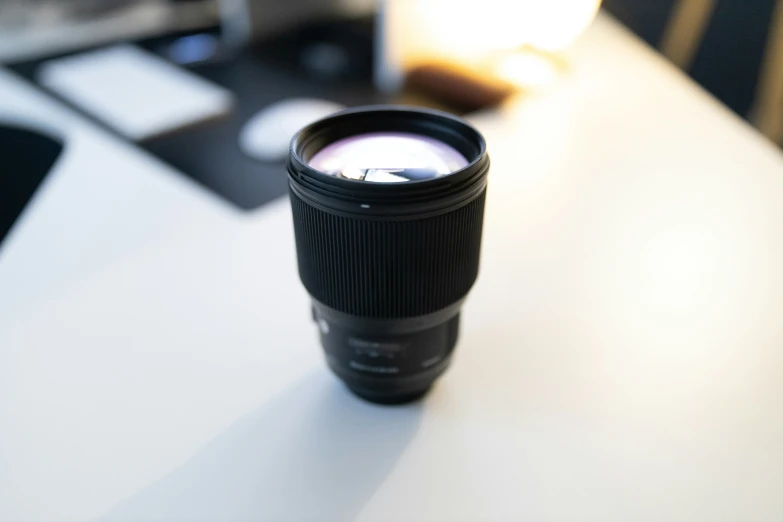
290;190;486;319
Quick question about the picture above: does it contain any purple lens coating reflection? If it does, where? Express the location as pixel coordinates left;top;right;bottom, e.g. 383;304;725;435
307;132;469;182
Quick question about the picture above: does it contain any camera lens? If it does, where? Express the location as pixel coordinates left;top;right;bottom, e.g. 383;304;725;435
287;106;489;404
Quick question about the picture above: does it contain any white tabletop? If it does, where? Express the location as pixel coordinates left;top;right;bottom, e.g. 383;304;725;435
3;13;783;522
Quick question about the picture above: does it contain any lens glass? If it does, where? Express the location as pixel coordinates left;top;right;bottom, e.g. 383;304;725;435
307;132;469;182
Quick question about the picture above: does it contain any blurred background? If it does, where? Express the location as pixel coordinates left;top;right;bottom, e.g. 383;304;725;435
1;0;781;211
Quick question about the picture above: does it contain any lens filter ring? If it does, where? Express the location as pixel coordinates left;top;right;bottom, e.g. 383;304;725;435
288;106;489;219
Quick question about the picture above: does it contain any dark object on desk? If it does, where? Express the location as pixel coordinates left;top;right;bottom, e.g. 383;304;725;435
406;64;515;113
288;107;489;404
0;124;64;247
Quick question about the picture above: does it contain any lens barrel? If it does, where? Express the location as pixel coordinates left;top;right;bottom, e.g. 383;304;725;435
287;106;489;404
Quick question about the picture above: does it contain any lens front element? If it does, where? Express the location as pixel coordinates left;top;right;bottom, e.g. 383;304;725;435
307;131;469;183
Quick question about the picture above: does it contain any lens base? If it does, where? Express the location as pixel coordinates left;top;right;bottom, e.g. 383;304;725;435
313;301;460;405
345;384;432;405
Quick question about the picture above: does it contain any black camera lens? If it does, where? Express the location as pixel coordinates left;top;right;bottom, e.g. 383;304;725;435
287;106;489;404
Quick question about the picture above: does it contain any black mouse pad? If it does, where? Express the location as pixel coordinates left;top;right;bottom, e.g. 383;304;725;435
138;17;383;210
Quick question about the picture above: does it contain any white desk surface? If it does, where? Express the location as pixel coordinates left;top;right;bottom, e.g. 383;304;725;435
3;13;783;522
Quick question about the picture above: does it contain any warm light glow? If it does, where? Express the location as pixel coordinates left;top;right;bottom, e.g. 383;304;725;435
392;0;602;68
522;0;604;51
495;51;562;89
